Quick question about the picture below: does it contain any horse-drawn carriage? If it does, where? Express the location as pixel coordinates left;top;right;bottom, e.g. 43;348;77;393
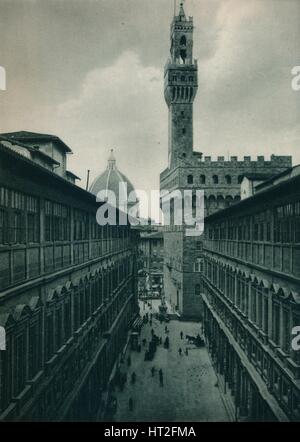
157;300;169;322
186;334;205;347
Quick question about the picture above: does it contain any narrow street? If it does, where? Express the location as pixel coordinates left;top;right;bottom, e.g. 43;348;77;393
111;301;230;422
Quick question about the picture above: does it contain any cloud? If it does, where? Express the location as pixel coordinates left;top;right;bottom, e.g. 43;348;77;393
193;0;300;162
56;50;167;218
0;0;299;220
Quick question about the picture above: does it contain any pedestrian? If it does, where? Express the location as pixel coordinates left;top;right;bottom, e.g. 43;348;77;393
151;328;154;336
178;347;182;356
127;355;131;366
129;397;133;411
159;337;162;345
159;369;164;387
131;372;136;384
165;325;167;333
180;331;183;340
185;348;188;356
151;366;155;377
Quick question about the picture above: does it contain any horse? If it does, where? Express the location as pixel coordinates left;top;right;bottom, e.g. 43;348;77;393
186;334;196;344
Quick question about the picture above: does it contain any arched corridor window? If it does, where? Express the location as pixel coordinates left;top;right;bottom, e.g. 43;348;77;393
217;195;225;210
200;175;206;185
187;174;193;184
225;175;232;184
213;175;219;184
180;35;187;46
225;195;233;208
208;195;217;215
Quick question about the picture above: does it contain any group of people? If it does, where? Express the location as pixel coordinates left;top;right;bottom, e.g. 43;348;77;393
178;347;188;356
151;366;164;386
120;307;198;413
142;312;153;327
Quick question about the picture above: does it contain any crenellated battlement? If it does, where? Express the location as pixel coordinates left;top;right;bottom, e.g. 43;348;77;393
193;154;293;167
160;154;292;184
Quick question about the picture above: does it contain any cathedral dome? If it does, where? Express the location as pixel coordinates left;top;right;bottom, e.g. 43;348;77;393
89;150;136;209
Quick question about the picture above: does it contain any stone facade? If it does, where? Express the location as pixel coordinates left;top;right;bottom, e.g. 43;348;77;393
137;230;164;298
160;4;292;319
202;168;300;421
0;140;139;421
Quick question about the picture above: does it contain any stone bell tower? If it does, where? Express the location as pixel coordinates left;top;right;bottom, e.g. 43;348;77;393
164;1;198;169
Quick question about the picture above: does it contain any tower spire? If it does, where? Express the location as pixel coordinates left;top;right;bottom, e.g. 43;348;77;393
165;0;197;168
178;1;186;20
107;149;116;170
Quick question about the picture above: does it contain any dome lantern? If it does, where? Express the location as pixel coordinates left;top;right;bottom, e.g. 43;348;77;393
89;149;137;213
107;149;116;170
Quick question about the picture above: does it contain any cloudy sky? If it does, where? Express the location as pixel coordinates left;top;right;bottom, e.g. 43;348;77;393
0;0;299;218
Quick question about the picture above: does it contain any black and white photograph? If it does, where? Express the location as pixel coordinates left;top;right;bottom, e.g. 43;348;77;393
0;0;300;428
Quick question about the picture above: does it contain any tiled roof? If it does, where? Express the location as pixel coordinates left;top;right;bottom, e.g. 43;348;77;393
0;131;72;153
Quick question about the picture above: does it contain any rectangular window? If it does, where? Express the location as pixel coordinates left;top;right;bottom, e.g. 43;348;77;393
273;303;280;345
74;209;89;241
11;211;25;244
55;307;63;350
14;333;26;396
29;321;40;379
263;295;268;334
45;200;70;242
0;208;8;244
251;287;257;323
64;300;72;340
253;224;259;241
45;201;53;241
46;314;54;360
282;308;290;354
257;287;263;328
27;212;39;243
266;222;271;242
259;223;264;241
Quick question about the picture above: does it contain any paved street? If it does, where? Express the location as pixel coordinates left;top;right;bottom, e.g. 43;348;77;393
112;300;230;422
